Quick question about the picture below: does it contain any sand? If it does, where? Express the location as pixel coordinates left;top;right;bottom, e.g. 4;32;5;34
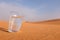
0;19;60;40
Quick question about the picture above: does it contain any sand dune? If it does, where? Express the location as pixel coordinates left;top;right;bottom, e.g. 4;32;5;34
0;19;60;40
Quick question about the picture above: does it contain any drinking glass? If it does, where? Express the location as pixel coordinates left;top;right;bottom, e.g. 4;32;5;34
8;11;23;32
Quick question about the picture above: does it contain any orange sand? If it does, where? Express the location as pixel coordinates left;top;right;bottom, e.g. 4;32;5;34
0;19;60;40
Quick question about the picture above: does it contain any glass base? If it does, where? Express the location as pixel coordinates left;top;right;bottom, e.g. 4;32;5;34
8;29;18;32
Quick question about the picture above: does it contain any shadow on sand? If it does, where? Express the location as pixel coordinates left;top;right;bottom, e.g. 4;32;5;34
0;27;8;32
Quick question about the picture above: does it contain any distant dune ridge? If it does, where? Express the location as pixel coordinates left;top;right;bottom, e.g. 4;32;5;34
25;18;60;22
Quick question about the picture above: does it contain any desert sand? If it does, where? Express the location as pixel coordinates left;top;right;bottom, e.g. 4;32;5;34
0;19;60;40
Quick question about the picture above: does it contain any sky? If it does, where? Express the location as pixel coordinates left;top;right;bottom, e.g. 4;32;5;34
0;0;60;22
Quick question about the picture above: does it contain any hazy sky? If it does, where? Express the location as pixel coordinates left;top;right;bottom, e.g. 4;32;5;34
0;0;60;22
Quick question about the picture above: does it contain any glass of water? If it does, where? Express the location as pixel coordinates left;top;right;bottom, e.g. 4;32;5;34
8;11;23;32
